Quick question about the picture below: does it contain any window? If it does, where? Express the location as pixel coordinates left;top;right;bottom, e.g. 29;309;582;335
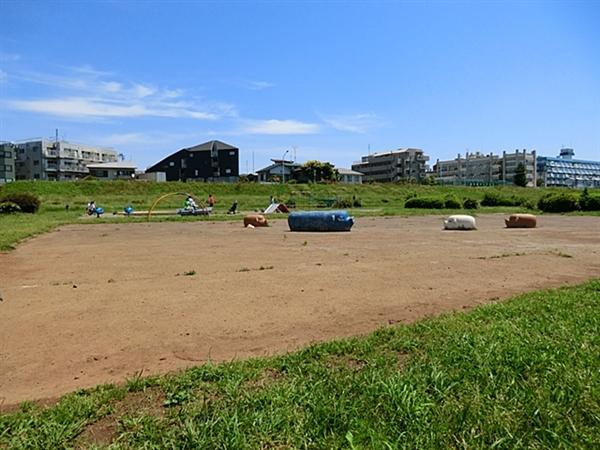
225;168;231;174
194;170;198;176
33;160;40;166
169;161;175;167
229;151;236;156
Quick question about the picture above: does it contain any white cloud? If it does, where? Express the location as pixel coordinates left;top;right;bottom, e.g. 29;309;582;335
101;81;122;93
322;113;379;133
243;119;320;135
132;84;156;98
7;97;218;120
162;88;184;99
4;66;228;121
245;80;274;90
68;64;113;77
0;51;20;62
93;131;205;147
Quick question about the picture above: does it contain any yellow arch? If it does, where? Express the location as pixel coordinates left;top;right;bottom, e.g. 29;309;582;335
147;192;206;221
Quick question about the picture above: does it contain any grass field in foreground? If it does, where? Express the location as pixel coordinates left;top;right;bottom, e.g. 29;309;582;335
2;281;599;449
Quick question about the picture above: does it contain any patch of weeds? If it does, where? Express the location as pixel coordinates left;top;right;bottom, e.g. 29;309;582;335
476;252;527;260
259;265;274;271
163;389;192;407
126;370;151;392
238;267;251;272
183;270;197;276
107;278;116;283
302;240;308;246
549;250;573;258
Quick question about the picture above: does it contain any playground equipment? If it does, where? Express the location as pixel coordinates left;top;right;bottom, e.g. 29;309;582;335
264;203;290;214
147;192;211;220
244;214;269;227
505;214;537;228
288;210;354;232
443;215;477;230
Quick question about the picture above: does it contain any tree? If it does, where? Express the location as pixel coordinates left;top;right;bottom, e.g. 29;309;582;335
294;160;337;183
514;163;527;187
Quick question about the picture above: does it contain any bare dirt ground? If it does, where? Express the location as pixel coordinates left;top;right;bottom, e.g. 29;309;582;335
1;214;599;407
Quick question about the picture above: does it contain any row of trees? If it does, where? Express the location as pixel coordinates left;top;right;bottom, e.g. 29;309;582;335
264;160;338;183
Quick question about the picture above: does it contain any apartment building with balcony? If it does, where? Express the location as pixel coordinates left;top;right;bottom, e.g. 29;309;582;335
13;139;118;180
537;148;600;188
433;149;537;186
351;148;429;183
0;142;16;184
145;140;239;182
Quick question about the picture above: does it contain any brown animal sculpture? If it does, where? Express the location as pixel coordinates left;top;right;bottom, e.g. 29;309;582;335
244;214;269;227
505;213;537;228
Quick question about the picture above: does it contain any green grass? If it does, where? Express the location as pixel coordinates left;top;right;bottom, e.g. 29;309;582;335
2;281;599;449
1;180;599;251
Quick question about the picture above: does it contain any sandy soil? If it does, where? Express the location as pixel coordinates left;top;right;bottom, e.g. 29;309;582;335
1;214;599;406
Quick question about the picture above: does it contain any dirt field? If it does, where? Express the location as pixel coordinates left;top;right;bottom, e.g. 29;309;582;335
1;214;599;406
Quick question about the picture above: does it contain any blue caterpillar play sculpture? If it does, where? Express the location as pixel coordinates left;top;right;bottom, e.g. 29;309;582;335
288;210;354;232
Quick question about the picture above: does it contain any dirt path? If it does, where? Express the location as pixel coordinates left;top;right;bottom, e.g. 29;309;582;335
1;214;599;406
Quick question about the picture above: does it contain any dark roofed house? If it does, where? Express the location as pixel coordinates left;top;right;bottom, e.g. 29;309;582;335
256;159;302;182
146;140;239;182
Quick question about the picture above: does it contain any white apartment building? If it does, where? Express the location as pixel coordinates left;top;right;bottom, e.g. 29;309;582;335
433;149;537;186
352;148;429;183
14;139;118;180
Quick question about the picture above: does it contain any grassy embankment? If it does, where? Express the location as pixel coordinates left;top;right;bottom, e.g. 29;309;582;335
2;180;597;251
1;281;599;448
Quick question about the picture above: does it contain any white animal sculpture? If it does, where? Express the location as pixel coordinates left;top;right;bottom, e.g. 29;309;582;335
443;215;477;230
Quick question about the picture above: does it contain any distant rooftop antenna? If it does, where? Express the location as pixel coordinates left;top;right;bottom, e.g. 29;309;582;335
55;128;59;144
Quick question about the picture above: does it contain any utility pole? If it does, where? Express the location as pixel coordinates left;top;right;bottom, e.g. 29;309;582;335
281;149;289;184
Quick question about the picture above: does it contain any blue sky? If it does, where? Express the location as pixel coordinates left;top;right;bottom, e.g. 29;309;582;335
1;0;599;171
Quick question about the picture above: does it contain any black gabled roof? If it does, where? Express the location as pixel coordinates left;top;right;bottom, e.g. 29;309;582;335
146;140;238;172
187;140;238;152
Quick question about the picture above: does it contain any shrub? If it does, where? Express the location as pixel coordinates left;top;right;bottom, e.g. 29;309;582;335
580;190;600;211
0;201;21;214
579;195;600;211
537;193;580;213
352;196;362;208
463;198;480;209
0;193;41;213
481;191;524;207
444;196;462;209
405;197;445;209
333;198;353;208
